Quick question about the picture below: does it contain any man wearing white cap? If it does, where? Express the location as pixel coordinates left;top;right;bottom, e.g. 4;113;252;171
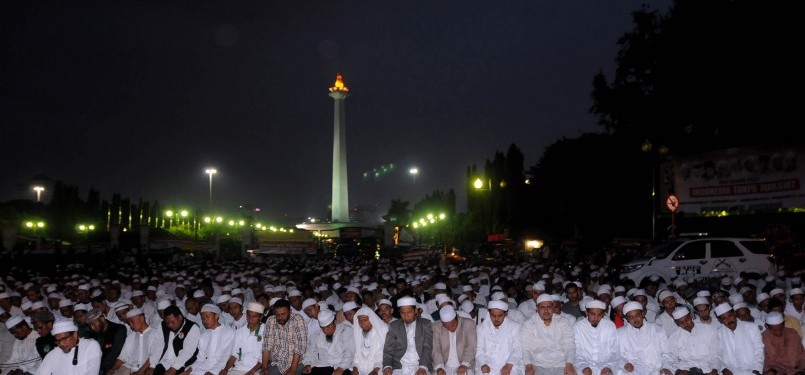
302;308;354;375
222;303;266;375
667;307;721;375
713;303;763;375
382;296;433;375
573;299;619;375
475;300;522;375
518;283;545;320
229;297;248;331
352;306;388;375
617;301;673;375
761;312;805;375
185;304;236;375
520;294;575;375
784;288;805;325
131;290;157;324
5;315;42;374
377;299;396;325
35;320;102;375
426;284;449;316
691;297;716;325
432;305;476;375
152;305;201;375
0;292;24;317
107;308;162;375
653;291;680;338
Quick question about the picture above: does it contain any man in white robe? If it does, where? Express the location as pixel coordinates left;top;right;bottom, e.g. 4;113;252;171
303;308;355;375
5;315;42;374
186;304;236;375
667;307;721;374
107;308;162;375
573;300;619;375
616;302;673;375
35;320;102;375
520;294;575;375
654;291;681;337
475;300;522;375
352;306;388;375
713;303;764;375
222;302;266;375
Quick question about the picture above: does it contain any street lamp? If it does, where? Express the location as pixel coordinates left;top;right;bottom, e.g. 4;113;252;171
32;186;45;202
24;220;45;249
409;167;419;184
78;224;96;250
642;140;669;240
473;177;494;234
205;168;217;212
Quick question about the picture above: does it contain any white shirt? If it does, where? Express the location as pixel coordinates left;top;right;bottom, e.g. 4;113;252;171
353;308;388;375
155;319;201;371
517;299;537;319
667;322;722;372
117;325;161;371
304;322;355;370
229;313;247;331
190;323;236;375
230;323;266;373
718;320;764;375
573;318;619;375
520;314;575;369
476;316;523;375
617;322;673;375
654;310;679;337
7;329;41;373
35;338;102;375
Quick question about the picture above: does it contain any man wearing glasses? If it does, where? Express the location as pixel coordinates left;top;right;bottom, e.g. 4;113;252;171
617;301;673;375
35;320;102;375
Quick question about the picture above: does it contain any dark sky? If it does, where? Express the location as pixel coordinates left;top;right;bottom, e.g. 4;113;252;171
1;1;671;223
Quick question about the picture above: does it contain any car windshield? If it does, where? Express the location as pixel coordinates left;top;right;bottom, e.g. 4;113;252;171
642;239;687;260
742;240;771;254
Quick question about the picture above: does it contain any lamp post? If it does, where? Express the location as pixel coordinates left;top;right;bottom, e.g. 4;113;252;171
24;220;45;250
642;140;669;241
205;168;217;212
409;167;419;184
32;186;45;202
473;177;494;235
78;224;95;251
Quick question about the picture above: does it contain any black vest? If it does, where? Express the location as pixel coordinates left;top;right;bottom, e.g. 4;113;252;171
159;319;198;368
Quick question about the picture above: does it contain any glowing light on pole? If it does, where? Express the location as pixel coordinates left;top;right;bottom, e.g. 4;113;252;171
205;168;217;212
33;186;44;202
409;167;419;184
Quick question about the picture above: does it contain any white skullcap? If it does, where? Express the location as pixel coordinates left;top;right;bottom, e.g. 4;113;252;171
756;293;770;303
378;299;392;307
765;312;784;325
51;320;78;335
229;297;243;306
125;308;144;319
733;302;748;310
342;301;359;311
302;298;318;310
713;303;733;317
721;277;732;286
74;303;89;312
693;297;709;307
397;296;417;307
673;279;688;287
658;291;675;302
533;294;552;306
432;282;447;290
490;291;506;301
488;300;509;311
5;315;25;329
58;299;73;308
317;309;335;327
613;286;626;293
157;299;172;310
611;296;627;307
789;288;805;296
439;306;457;321
193;290;205;298
269;297;280;306
672;307;690;320
696;290;711;297
462;285;473;292
131;290;144;297
460;300;474;314
770;288;785;296
631;289;647;297
533;282;546;291
288;290;302;297
232;288;243;295
217;295;231;304
114;304;131;312
31;301;46;310
200;304;221;315
728;294;744;305
623;301;643;315
597;287;612;296
247;302;265;314
435;294;453;306
585;299;606;310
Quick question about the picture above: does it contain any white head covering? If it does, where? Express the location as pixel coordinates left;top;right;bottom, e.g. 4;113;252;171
5;315;25;329
302;298;318;310
352;306;388;365
125;308;144;319
378;299;392;307
585;300;606;311
536;294;553;306
623;301;643;315
713;303;733;317
247;302;265;314
157;299;172;310
51;320;78;335
672;307;690;320
610;296;627;307
318;309;335;327
488;300;509;311
439;306;457;321
342;301;359;311
756;293;770;303
397;296;417;307
658;291;675;302
200;304;221;315
765;312;784;325
693;297;709;307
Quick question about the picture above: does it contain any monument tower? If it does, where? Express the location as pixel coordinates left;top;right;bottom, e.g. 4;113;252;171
328;72;349;222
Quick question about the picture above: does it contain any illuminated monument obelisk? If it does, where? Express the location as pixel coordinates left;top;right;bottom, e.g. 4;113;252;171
328;72;350;222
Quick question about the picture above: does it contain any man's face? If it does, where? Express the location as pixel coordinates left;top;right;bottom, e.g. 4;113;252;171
131;296;144;307
489;308;506;327
106;288;120;301
586;308;605;327
274;306;291;326
304;304;319;319
164;314;184;332
565;287;579;303
229;303;243;318
413;284;423;295
116;309;129;322
633;295;648;308
399;306;417;324
344;309;357;323
718;310;738;330
767;323;785;337
321;322;336;336
201;312;219;329
735;308;752;322
54;331;78;353
10;323;32;340
441;318;458;333
598;294;612;306
33;320;53;337
538;302;554;321
378;304;393;321
363;293;375;307
625;309;644;329
0;297;10;310
289;296;302;310
175;288;186;299
759;298;770;312
247;311;262;326
26;289;39;302
185;299;199;315
88;318;105;333
694;304;711;320
74;310;87;324
77;290;90;302
552;301;562;315
127;315;146;332
60;306;74;319
674;313;694;332
357;315;373;332
791;294;805;309
742;291;757;304
661;297;676;312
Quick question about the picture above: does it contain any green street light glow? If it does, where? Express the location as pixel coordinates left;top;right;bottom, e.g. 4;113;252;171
473;178;483;189
180;210;189;217
215;217;223;223
203;217;211;223
165;210;173;217
439;213;446;220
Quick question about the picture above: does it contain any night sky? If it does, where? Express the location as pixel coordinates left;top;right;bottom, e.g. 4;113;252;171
1;1;672;223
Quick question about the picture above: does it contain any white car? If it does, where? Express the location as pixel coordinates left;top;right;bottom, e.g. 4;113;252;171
621;237;776;285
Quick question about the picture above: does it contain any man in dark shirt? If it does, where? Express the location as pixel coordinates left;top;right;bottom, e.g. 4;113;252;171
86;308;127;373
31;310;56;358
561;282;583;319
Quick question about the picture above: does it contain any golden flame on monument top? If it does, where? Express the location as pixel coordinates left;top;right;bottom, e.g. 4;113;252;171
328;72;349;93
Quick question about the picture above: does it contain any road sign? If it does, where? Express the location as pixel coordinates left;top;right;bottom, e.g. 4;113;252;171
665;194;680;212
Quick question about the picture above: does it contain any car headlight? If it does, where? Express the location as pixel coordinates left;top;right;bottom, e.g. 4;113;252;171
622;263;645;273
